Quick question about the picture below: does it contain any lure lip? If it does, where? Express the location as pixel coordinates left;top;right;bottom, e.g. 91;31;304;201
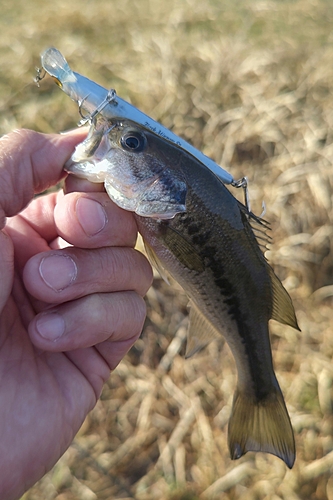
40;47;235;185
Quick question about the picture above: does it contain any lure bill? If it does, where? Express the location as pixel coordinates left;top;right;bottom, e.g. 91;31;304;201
38;47;235;185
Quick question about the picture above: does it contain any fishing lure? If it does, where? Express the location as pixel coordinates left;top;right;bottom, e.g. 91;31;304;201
36;47;251;205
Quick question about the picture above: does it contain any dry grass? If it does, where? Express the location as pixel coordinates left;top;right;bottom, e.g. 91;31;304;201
0;0;333;498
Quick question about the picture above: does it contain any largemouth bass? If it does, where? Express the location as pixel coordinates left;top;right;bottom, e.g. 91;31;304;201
64;116;299;468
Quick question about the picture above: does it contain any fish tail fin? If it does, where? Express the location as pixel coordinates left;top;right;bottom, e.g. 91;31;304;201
228;387;295;468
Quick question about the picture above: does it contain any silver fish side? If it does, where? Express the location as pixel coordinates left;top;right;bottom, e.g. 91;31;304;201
65;119;299;468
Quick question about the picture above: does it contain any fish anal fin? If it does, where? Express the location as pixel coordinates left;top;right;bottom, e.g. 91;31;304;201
228;388;295;469
268;266;300;331
185;301;220;358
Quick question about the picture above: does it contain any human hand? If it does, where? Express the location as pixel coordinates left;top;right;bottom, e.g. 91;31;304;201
0;129;152;499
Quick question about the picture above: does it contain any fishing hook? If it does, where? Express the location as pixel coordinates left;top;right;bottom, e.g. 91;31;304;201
77;94;91;126
77;88;117;127
34;67;46;87
260;200;266;219
232;176;251;213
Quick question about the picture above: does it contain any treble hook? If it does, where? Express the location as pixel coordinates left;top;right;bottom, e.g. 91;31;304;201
232;177;267;220
77;94;91;126
260;200;266;219
77;88;117;127
34;67;46;87
232;176;251;213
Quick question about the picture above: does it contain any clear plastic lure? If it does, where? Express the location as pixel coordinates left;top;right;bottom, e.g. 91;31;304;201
39;47;235;185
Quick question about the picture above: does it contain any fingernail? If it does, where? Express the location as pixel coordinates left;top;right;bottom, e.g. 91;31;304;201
36;312;65;341
76;197;107;236
39;254;77;292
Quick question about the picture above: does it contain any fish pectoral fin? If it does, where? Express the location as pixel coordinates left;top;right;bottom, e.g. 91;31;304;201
268;266;300;331
163;226;205;273
143;241;173;285
228;387;295;469
185;301;220;358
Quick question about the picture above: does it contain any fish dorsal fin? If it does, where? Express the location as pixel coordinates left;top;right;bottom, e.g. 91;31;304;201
239;204;299;331
268;266;300;330
185;301;220;358
250;225;272;253
239;202;272;253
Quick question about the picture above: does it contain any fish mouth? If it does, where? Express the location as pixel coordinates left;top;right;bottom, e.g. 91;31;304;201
64;119;116;183
64;156;113;183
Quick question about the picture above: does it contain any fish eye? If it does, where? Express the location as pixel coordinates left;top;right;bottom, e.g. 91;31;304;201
120;131;146;153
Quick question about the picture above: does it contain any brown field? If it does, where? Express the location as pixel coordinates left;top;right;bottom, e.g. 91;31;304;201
1;0;333;498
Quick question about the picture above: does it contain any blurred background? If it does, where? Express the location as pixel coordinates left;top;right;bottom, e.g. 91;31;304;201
1;0;333;498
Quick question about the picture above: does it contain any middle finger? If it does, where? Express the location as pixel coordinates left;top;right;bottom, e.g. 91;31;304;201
23;246;153;307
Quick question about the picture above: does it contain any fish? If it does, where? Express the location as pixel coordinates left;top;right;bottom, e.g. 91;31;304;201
64;116;300;468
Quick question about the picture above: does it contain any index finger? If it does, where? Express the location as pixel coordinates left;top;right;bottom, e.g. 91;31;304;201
0;128;88;228
54;192;138;248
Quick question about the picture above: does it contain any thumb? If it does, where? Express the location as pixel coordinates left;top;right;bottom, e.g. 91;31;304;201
0;128;87;229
